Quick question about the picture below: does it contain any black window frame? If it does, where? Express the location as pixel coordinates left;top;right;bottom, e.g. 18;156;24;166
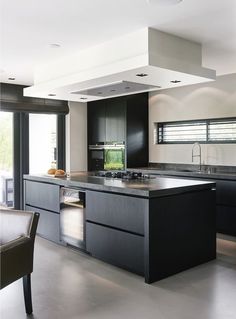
157;117;236;145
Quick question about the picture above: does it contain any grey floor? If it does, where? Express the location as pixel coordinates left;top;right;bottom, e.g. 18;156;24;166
1;235;236;319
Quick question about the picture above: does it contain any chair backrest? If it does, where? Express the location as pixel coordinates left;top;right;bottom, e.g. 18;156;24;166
0;209;39;245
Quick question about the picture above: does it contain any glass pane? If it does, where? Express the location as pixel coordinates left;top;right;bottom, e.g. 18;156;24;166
158;122;207;143
209;120;236;142
0;111;14;208
29;114;57;174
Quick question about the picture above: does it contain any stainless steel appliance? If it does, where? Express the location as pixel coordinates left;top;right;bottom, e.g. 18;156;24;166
95;170;155;180
88;142;125;171
60;188;86;251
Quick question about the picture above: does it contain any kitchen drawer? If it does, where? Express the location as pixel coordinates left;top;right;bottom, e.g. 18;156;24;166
25;180;60;212
25;205;60;243
86;222;144;275
216;180;236;206
217;205;236;236
86;190;147;235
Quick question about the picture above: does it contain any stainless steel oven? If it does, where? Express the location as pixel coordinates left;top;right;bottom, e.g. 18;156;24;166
88;145;105;171
88;143;125;171
60;188;86;251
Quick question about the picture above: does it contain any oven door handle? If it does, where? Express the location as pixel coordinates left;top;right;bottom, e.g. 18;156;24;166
89;146;104;150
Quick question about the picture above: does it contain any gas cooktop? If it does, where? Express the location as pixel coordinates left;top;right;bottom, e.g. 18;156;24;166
94;171;154;180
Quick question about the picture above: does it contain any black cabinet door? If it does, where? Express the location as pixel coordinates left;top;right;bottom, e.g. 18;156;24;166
217;205;236;236
25;205;61;243
126;93;148;168
86;190;146;235
88;100;106;144
86;222;144;275
106;97;126;143
24;180;60;212
216;180;236;206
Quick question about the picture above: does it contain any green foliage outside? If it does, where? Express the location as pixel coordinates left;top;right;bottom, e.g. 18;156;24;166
104;149;124;170
0;112;13;172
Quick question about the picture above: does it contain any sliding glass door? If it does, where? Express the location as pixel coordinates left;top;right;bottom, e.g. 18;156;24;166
29;114;57;174
0;111;14;208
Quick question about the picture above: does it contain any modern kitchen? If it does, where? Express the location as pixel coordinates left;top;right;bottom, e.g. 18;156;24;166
0;1;236;319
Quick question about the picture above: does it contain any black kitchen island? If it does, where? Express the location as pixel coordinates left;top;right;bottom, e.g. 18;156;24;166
24;172;216;283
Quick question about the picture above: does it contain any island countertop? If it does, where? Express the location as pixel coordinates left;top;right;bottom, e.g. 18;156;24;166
23;172;215;198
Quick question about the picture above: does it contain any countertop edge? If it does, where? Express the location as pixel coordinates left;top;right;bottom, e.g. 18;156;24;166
23;174;215;198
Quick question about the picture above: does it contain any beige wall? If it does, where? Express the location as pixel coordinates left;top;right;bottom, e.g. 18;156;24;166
66;102;87;172
149;73;236;166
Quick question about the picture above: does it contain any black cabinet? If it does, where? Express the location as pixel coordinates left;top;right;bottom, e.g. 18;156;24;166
86;222;144;275
25;205;60;243
24;180;61;243
24;180;60;212
105;97;126;143
87;93;148;169
216;180;236;206
88;100;106;144
215;180;236;236
86;190;146;235
126;94;148;168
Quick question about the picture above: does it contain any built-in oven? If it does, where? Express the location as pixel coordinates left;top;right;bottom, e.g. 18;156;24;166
88;145;105;171
60;188;86;251
88;143;125;171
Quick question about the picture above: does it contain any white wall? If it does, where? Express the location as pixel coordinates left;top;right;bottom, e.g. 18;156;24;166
66;102;87;172
149;73;236;166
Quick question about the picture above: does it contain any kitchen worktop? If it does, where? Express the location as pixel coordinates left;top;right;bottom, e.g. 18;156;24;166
24;172;215;198
131;167;236;181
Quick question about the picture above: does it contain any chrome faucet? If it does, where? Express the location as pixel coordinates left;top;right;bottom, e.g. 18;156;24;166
192;142;201;171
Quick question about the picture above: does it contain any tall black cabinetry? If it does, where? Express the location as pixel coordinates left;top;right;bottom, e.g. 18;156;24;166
87;93;148;170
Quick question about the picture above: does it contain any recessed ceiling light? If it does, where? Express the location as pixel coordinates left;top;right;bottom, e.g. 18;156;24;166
49;43;61;48
97;92;103;95
80;97;87;100
110;89;116;92
146;0;183;6
170;80;181;83
48;93;56;96
136;73;148;77
8;77;15;80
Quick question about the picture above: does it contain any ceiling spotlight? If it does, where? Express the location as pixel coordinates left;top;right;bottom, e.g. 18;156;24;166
136;73;148;77
8;77;15;80
49;43;61;48
170;80;181;83
146;0;183;6
48;93;56;96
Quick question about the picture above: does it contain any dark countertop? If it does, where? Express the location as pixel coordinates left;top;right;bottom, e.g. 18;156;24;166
24;172;215;198
130;167;236;181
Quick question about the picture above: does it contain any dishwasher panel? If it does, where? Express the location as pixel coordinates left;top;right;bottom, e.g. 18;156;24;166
60;188;86;251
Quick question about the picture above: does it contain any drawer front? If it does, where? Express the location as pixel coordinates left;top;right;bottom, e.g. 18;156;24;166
217;205;236;236
86;222;144;275
216;180;236;206
25;205;60;243
25;180;60;212
86;190;146;235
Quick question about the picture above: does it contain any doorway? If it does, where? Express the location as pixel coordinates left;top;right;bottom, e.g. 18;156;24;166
0;111;14;208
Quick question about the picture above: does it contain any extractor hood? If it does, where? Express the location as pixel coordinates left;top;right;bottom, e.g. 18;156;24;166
24;28;216;102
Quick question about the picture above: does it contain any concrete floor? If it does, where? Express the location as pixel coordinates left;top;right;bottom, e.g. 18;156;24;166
1;235;236;319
